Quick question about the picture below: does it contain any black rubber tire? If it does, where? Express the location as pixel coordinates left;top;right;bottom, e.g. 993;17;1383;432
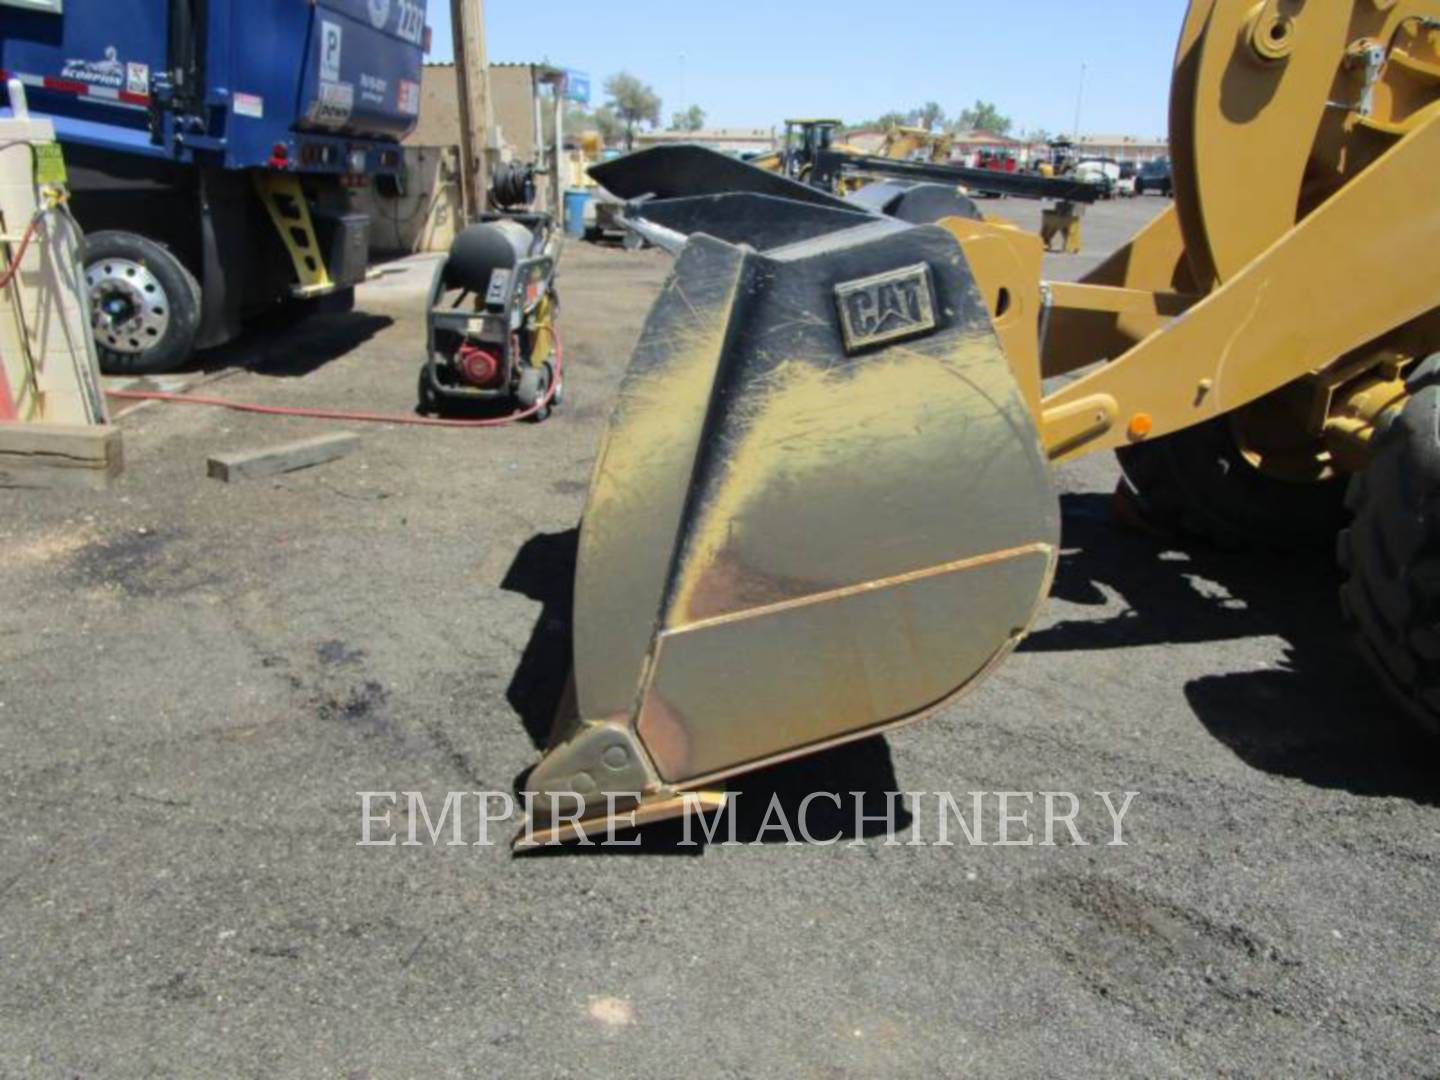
516;365;552;422
84;231;202;376
417;365;440;416
1339;354;1440;740
546;360;564;409
1116;413;1348;549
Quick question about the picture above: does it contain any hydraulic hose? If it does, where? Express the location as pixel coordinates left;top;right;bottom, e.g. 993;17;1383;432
490;161;536;210
105;326;566;429
0;209;45;422
0;210;42;290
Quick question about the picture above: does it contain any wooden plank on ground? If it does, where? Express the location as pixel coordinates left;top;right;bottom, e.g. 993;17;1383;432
207;432;361;483
0;422;123;491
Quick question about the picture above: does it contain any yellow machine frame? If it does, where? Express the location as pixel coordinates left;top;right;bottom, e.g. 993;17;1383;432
947;0;1440;471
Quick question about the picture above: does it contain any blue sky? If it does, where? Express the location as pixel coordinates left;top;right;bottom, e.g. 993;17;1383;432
428;1;1190;137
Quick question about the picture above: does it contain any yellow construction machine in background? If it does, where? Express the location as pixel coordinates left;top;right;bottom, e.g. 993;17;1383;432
750;119;857;180
520;0;1440;844
874;125;956;163
751;120;955;184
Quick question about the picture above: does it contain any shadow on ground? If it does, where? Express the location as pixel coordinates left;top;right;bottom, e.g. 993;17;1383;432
500;492;1440;857
194;310;394;379
503;529;577;751
1028;493;1440;805
502;528;909;856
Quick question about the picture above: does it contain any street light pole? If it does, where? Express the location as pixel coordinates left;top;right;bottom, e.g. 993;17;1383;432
1073;61;1087;141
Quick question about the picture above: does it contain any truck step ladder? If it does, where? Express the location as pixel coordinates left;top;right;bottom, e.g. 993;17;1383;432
253;173;333;297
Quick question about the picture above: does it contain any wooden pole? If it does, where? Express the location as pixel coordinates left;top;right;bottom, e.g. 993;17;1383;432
449;0;491;221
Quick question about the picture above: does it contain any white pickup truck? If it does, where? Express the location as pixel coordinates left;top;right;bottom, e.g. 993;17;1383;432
1074;158;1126;198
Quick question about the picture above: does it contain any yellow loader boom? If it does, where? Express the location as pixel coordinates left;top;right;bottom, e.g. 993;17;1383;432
520;0;1440;845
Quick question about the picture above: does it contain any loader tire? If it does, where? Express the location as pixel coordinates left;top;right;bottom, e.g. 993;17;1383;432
1338;354;1440;740
1116;413;1348;549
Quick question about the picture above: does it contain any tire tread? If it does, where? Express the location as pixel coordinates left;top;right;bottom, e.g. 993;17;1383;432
1342;353;1440;740
1117;413;1347;550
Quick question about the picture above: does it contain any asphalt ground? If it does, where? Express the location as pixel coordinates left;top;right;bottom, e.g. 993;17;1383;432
1;193;1437;1077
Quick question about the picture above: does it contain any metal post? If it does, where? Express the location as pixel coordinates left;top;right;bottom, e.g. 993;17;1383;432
449;0;491;221
552;73;565;227
532;68;545;211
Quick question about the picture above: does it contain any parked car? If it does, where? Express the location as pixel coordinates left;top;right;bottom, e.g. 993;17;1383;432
1136;158;1174;196
1115;161;1138;198
1074;158;1120;198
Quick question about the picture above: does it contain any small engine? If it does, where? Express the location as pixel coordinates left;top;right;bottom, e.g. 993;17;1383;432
418;213;562;418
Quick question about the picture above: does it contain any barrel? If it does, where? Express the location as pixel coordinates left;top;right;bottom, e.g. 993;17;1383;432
564;189;592;238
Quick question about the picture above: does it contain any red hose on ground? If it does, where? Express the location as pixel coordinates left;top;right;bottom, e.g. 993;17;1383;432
104;326;566;429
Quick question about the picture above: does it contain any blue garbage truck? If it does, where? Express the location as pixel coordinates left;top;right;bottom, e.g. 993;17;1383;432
0;0;429;372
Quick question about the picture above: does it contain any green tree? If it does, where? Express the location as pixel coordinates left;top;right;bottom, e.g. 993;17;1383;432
545;103;601;144
909;101;947;132
593;106;623;146
954;100;1013;136
874;111;910;129
671;104;707;132
604;72;663;150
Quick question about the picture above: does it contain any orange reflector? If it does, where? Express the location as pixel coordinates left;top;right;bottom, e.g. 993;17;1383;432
1128;413;1154;440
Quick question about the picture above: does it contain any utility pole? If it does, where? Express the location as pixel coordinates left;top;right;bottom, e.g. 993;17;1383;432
1073;61;1087;141
450;0;492;221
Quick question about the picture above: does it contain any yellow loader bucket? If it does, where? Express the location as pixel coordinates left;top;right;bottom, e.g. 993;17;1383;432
521;167;1059;843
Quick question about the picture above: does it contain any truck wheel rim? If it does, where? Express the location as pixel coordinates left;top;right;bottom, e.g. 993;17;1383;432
86;259;171;356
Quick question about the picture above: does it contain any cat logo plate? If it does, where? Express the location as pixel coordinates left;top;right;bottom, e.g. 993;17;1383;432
835;263;938;354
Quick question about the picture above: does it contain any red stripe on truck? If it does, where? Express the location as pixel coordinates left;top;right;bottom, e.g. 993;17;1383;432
2;70;147;109
43;77;90;95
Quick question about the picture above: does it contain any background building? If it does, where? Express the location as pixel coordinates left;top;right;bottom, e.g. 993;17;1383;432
1071;134;1170;163
634;128;777;156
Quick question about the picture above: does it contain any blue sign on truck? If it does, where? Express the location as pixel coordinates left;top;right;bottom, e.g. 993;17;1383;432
0;0;429;372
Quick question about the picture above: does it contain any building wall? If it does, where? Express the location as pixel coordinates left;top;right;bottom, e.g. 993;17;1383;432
405;63;543;165
356;146;464;257
1073;137;1169;163
491;64;540;162
402;62;557;213
634;129;776;156
406;65;461;148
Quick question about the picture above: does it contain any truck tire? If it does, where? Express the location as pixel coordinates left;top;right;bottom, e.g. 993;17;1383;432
1339;354;1440;739
84;231;202;375
1117;413;1348;549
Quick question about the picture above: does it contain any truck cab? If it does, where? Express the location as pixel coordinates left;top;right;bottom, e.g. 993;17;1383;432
0;0;428;372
